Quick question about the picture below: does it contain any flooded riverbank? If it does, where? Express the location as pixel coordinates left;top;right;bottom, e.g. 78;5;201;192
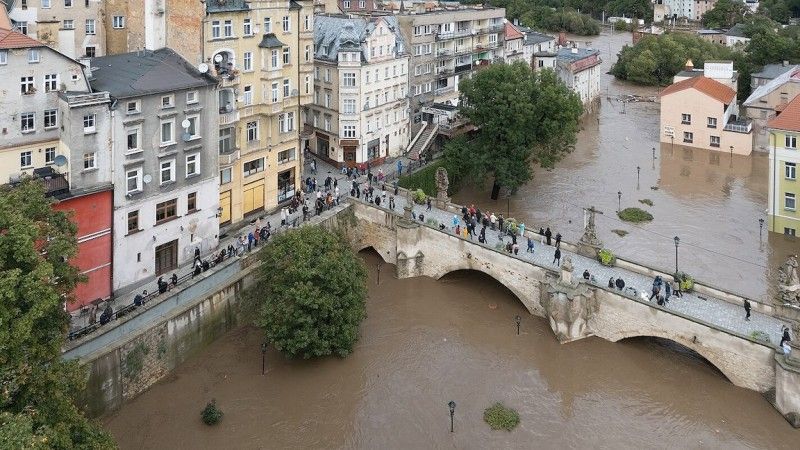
104;251;796;449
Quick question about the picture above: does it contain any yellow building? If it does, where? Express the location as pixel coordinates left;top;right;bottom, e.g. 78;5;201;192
204;0;313;228
767;95;800;236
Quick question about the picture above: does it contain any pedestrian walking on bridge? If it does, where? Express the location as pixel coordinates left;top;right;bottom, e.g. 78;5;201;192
744;299;751;321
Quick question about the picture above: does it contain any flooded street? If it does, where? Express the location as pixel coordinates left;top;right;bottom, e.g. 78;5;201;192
104;252;797;449
452;32;800;302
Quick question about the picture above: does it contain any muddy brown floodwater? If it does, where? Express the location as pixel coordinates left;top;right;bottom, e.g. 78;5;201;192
105;251;797;449
451;32;800;302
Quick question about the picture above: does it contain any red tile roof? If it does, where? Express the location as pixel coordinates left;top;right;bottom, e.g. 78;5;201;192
660;76;736;104
505;22;524;41
768;94;800;132
0;27;45;50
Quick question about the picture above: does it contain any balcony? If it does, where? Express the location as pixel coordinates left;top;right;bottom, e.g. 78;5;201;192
435;85;455;96
219;148;239;166
220;71;239;88
219;110;240;126
454;64;471;74
31;167;69;197
436;49;452;57
723;119;753;134
436;66;453;76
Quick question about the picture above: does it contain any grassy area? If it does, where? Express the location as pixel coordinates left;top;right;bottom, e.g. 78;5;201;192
483;403;520;431
397;160;446;197
617;207;653;223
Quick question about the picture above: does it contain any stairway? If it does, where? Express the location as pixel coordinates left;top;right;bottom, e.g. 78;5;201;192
407;123;437;161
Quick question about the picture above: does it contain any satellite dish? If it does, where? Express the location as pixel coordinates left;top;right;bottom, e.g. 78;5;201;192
182;132;192;142
181;119;191;129
213;54;223;63
198;63;209;74
143;174;152;184
53;155;68;167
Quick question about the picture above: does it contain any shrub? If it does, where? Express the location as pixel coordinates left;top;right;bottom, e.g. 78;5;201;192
617;207;653;223
425;218;439;227
598;248;615;266
412;188;427;205
638;199;653;207
611;229;629;237
750;330;771;344
674;272;695;292
483;403;520;431
201;400;223;425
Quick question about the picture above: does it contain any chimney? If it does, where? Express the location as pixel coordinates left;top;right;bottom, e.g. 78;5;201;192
571;47;578;54
685;59;694;71
79;57;92;79
784;60;789;67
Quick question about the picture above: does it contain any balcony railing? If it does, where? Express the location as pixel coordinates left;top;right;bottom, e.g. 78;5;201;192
723;119;752;134
219;110;240;126
435;85;455;95
454;64;471;74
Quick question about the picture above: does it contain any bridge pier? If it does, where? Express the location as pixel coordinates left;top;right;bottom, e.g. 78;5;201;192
543;256;597;343
775;344;800;427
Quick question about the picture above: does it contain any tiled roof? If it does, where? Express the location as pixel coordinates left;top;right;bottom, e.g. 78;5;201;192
768;95;800;132
660;76;736;104
314;15;406;63
0;27;44;49
725;23;748;38
258;33;285;49
504;22;523;41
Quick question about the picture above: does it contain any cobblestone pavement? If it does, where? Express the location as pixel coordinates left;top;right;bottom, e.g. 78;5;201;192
374;193;789;346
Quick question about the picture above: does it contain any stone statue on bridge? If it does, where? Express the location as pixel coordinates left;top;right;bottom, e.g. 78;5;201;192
542;256;596;343
777;255;800;305
577;206;604;258
435;166;451;208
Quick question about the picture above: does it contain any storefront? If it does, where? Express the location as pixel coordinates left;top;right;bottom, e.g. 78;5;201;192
277;169;296;203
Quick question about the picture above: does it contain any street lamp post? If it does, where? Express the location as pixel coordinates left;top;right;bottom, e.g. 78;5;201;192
448;401;456;432
759;218;765;237
652;147;656;161
730;145;734;158
261;342;268;375
636;166;640;185
673;236;680;275
617;191;622;212
515;315;521;335
377;260;383;285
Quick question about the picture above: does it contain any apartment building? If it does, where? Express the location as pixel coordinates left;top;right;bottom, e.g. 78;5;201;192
203;0;314;227
503;21;524;64
338;0;375;14
524;28;556;71
396;4;505;125
767;95;800;235
88;48;220;293
555;47;601;109
6;0;105;58
308;14;410;168
743;66;800;152
0;24;113;310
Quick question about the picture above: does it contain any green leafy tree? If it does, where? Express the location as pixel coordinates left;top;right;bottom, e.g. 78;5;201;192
0;178;116;449
758;0;792;23
701;0;750;29
447;62;582;195
252;226;367;359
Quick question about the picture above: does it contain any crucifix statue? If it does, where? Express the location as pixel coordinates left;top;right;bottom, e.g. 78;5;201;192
580;206;603;247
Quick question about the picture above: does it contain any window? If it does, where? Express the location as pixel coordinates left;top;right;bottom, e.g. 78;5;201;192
277;148;295;164
324;91;331;108
787;163;797;180
710;136;720;147
343;0;350;7
343;124;356;138
21;112;34;132
21;76;34;94
83;114;95;133
44;73;57;92
324;115;331;131
243;51;252;71
83;152;96;170
160;120;174;145
28;49;39;63
186;91;198;104
127;128;140;152
243;85;253;105
125;101;139;114
283;47;290;65
681;113;691;125
219;127;234;153
243;18;252;36
223;20;233;37
283;79;290;97
44;109;57;128
161;95;174;108
187;192;197;212
707;117;717;128
279;112;294;133
263;17;271;33
112;15;125;29
271;49;279;68
246;121;258;142
305;75;310;94
65;0;72;6
786;192;796;211
45;147;56;164
127;210;139;233
185;153;199;177
211;21;220;38
155;199;178;223
786;227;797;236
220;167;232;185
343;72;356;87
787;135;798;149
84;46;96;58
305;15;310;31
85;19;95;35
126;168;142;193
160;160;175;184
243;158;264;176
272;82;279;102
42;0;51;7
359;0;365;7
0;50;6;65
282;16;290;33
683;131;693;143
343;98;356;114
63;19;74;29
20;151;32;168
186;115;198;138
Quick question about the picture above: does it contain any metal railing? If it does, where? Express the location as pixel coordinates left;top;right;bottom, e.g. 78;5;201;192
723;120;752;133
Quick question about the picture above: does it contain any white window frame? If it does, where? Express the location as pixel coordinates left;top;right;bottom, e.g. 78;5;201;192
283;47;290;65
28;49;40;63
43;109;57;129
343;0;350;8
243;85;253;105
44;73;58;92
283;79;290;97
160;159;176;185
683;131;693;143
126;100;140;114
85;19;96;35
45;147;56;164
786;162;797;180
243;18;252;36
0;50;7;65
20;112;35;132
343;72;356;87
243;51;252;71
161;95;174;108
243;157;264;177
42;0;51;8
63;19;74;30
263;17;272;33
20;151;32;169
211;21;220;39
126;127;141;153
681;113;691;125
20;76;34;94
186;114;199;138
786;192;797;211
223;20;233;37
83;152;96;170
186;90;198;104
787;135;798;149
343;124;356;138
83;114;96;133
272;82;279;102
246;121;259;142
343;98;356;115
707;117;717;128
282;16;290;33
160;119;175;146
126;168;142;194
710;135;720;147
112;15;125;29
186;153;200;177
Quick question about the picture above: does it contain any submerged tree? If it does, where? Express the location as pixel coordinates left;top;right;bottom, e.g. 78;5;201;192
446;62;583;196
0;178;115;449
251;226;367;359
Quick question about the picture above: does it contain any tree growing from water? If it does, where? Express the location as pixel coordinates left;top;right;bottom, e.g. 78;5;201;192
0;178;115;449
445;62;583;196
251;226;367;359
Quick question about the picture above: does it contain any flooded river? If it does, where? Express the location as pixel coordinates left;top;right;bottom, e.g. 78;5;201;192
105;251;796;449
451;32;800;302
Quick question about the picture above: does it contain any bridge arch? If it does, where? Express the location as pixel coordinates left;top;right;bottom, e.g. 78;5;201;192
607;329;739;386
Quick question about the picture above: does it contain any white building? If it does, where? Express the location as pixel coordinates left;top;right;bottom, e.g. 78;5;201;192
503;21;525;64
308;15;410;167
89;48;220;292
522;28;556;71
556;47;602;108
